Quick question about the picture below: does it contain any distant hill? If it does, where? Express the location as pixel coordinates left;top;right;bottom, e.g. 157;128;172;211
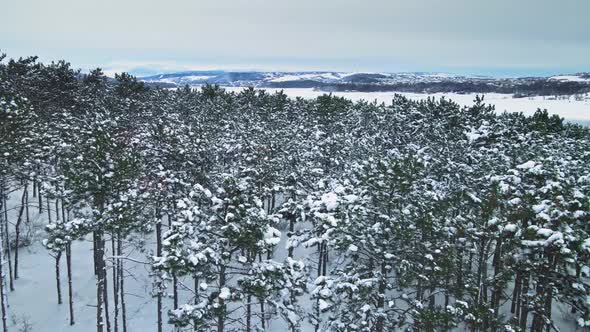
139;71;590;96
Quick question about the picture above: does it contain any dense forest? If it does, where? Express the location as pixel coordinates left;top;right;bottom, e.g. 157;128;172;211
267;80;590;97
324;80;590;97
1;54;590;332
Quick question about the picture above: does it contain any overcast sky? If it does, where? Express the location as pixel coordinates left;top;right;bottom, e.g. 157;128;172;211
1;0;589;76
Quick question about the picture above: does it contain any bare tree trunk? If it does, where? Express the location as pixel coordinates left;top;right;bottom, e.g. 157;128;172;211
472;238;487;332
193;275;199;331
118;234;127;332
246;251;253;332
544;284;553;332
0;196;8;332
93;232;99;276
512;272;521;317
96;230;104;332
55;251;63;304
66;243;75;325
456;249;464;300
55;191;60;222
173;272;178;309
24;184;30;239
14;187;26;279
260;297;266;331
519;274;530;331
218;264;226;332
288;216;295;258
38;179;42;214
168;212;178;310
314;242;324;332
322;245;328;276
156;209;163;332
102;236;112;332
2;188;13;292
491;238;503;318
111;236;119;332
46;194;52;223
246;293;252;332
375;262;387;332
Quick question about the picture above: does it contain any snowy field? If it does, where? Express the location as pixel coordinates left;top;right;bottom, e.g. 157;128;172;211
223;87;590;125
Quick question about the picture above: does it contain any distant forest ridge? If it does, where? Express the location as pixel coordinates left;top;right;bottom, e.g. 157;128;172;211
139;71;590;97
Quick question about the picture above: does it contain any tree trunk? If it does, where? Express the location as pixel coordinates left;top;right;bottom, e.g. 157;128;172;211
0;195;8;332
246;294;252;332
156;208;163;332
93;232;99;276
260;299;266;331
96;230;105;332
193;275;199;331
14;187;26;279
519;274;530;331
218;264;226;332
512;271;522;316
456;249;464;300
55;251;63;304
472;238;487;331
375;261;387;332
322;245;328;276
55;192;60;222
24;184;30;240
92;232;104;332
314;243;324;332
38;180;42;214
288;216;295;258
67;243;75;325
102;236;112;332
491;238;503;318
111;236;119;332
118;234;127;332
168;212;178;311
2;189;13;292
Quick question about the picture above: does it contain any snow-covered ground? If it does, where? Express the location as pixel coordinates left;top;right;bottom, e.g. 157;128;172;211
3;188;167;332
3;189;312;332
223;87;590;124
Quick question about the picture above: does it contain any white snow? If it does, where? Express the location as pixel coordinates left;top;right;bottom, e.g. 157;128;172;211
269;73;343;82
318;299;330;311
503;224;517;233
537;228;554;237
517;160;537;170
222;87;590;123
219;287;231;300
550;75;590;83
180;75;216;81
263;226;282;245
320;192;339;211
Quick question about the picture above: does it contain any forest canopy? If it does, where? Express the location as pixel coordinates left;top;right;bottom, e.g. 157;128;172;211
1;54;590;331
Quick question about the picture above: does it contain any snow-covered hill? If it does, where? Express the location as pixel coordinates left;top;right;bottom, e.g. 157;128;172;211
139;71;479;87
139;71;590;96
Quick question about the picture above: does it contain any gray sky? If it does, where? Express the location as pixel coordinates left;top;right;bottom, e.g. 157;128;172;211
2;0;589;76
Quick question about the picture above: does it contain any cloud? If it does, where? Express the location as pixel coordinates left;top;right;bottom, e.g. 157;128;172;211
2;0;588;75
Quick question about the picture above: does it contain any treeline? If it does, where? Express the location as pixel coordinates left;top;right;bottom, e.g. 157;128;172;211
1;53;590;332
267;79;590;97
